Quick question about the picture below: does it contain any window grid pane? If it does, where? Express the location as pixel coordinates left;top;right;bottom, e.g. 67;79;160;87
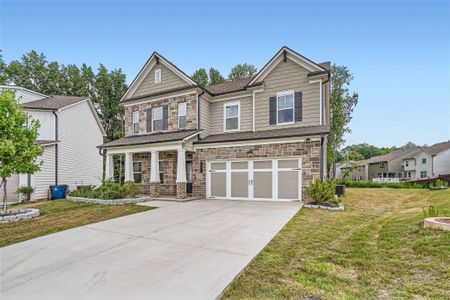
178;102;186;116
226;117;238;130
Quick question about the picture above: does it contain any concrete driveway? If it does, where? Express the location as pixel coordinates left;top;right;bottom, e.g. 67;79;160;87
1;199;300;300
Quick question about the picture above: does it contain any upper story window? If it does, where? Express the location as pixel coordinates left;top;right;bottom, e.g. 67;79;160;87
152;106;163;131
277;91;294;124
154;68;161;84
422;158;426;164
405;161;409;167
224;101;240;132
380;163;385;168
178;102;186;129
132;111;139;134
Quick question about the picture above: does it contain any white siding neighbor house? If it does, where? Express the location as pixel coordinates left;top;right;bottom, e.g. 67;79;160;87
0;85;105;202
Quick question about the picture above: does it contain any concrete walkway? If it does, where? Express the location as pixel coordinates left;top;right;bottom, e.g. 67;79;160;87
1;199;301;300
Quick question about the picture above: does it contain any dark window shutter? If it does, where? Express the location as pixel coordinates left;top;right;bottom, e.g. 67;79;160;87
146;108;152;132
295;92;302;122
269;96;277;125
163;105;168;130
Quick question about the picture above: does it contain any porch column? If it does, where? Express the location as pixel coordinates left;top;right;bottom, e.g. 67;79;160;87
149;150;160;198
176;149;187;199
105;153;114;180
124;152;134;182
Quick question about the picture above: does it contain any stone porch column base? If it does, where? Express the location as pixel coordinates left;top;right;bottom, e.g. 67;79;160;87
176;182;187;199
149;182;160;198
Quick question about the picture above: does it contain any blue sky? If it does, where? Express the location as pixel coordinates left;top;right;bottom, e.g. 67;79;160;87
1;0;449;147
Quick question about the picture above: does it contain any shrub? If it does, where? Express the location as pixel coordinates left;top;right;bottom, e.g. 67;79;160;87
95;180;125;199
16;186;35;202
430;179;448;189
123;181;141;198
423;205;439;218
306;180;338;206
69;185;96;198
336;179;425;189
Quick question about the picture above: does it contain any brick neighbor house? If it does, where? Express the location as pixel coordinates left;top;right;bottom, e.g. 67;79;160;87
98;46;330;201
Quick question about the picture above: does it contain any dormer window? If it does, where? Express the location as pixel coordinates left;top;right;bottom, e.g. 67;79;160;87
132;111;139;134
154;68;161;84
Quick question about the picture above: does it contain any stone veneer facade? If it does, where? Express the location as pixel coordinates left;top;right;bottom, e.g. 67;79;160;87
191;141;321;198
128;141;320;199
124;93;197;137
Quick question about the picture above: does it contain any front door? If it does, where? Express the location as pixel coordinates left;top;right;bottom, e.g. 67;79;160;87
186;161;193;194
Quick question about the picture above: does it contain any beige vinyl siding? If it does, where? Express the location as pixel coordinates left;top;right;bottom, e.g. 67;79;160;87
199;97;210;138
133;63;189;97
255;59;320;131
209;96;253;135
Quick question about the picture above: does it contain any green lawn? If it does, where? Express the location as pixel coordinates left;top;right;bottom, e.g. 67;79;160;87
0;200;153;247
223;188;450;299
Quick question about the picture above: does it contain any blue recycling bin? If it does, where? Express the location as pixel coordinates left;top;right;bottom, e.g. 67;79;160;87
50;185;68;200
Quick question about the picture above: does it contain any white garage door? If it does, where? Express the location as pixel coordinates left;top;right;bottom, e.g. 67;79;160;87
207;158;302;201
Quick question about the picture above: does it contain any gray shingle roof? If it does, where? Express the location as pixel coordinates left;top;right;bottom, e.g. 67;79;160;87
206;77;254;95
98;130;200;148
23;96;89;110
426;141;450;156
195;126;330;144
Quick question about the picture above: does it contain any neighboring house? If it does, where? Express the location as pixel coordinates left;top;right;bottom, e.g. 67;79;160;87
337;141;450;182
99;46;330;201
0;85;105;202
338;161;368;181
402;141;450;180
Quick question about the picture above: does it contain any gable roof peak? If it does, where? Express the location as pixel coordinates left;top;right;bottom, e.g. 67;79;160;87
248;46;327;85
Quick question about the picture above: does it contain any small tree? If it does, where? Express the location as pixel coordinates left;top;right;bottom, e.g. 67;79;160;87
0;91;43;210
209;68;225;85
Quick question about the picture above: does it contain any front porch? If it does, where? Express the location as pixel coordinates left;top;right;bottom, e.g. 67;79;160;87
105;146;194;199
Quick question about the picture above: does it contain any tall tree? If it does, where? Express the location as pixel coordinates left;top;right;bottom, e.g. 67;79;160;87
327;64;359;178
4;51;128;142
92;65;127;142
192;68;208;86
0;91;43;210
228;63;257;81
209;68;225;85
0;52;7;84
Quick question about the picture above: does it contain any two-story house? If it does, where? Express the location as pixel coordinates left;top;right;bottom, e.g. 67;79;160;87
0;85;105;202
99;47;330;201
402;141;450;180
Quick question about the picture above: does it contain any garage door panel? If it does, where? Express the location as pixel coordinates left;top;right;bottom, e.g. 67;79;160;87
231;172;248;198
253;172;272;199
211;173;226;197
278;171;299;199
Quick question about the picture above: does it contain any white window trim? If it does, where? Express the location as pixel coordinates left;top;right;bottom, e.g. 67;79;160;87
152;106;163;132
223;101;240;132
154;68;161;84
276;90;295;125
132;111;140;134
178;102;187;129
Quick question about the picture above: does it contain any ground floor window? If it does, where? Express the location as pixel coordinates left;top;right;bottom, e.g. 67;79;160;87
133;161;142;183
420;171;427;178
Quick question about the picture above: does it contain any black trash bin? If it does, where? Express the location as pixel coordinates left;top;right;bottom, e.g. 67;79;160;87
336;185;345;197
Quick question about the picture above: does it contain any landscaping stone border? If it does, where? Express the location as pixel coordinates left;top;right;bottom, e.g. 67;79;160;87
304;203;345;211
67;196;152;205
0;208;40;223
